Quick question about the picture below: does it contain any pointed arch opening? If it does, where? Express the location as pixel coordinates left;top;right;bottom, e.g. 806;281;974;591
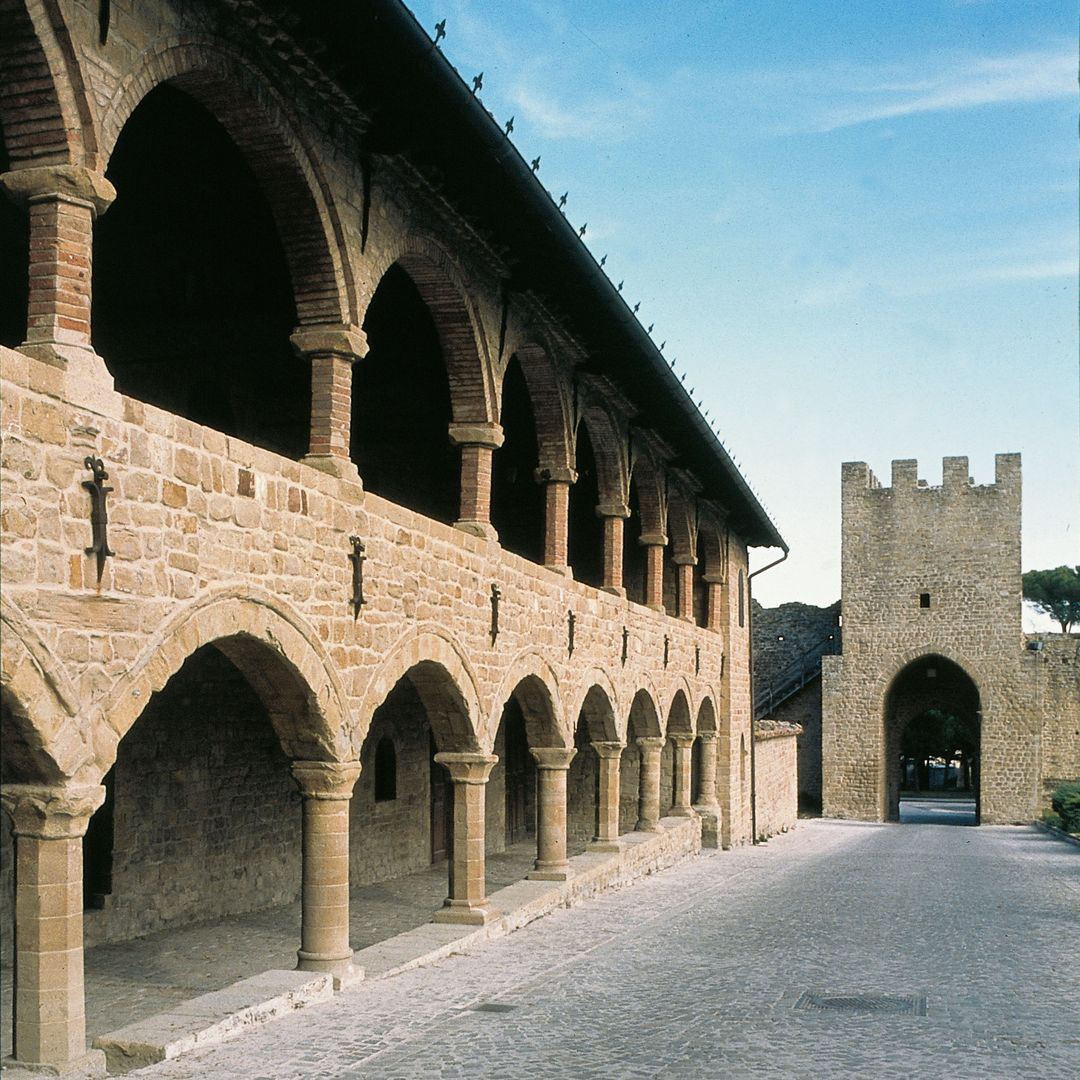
94;83;310;457
353;263;457;523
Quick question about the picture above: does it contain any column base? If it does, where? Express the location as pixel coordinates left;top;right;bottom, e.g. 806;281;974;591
694;805;721;848
296;950;361;989
600;585;627;598
669;805;698;818
300;454;363;486
3;1049;107;1079
19;342;122;419
587;838;622;853
454;520;498;541
544;564;573;578
635;819;663;833
527;864;573;882
432;900;500;926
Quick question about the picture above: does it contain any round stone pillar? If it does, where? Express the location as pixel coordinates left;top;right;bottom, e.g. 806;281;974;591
639;532;667;611
527;747;577;881
0;783;107;1077
432;753;499;925
291;760;362;986
290;324;367;483
449;423;504;539
537;466;576;575
669;734;696;816
694;732;723;848
590;741;624;852
635;737;665;832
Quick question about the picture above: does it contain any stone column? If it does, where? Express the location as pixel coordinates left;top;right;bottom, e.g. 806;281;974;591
704;573;724;632
639;532;667;611
450;423;504;540
635;737;665;832
598;501;628;596
291;761;362;987
290;324;366;483
528;747;577;880
674;558;696;622
590;741;623;852
432;753;499;925
537;466;576;575
670;734;696;816
694;732;722;848
0;783;107;1077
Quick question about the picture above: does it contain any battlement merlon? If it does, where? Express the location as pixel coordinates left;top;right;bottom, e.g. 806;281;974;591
841;453;1022;496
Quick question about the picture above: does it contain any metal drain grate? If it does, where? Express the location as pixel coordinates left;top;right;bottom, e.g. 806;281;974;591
470;1002;519;1013
794;992;927;1016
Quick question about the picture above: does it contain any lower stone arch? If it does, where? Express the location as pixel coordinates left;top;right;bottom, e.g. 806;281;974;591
97;589;353;775
357;626;482;754
0;601;93;783
490;650;565;750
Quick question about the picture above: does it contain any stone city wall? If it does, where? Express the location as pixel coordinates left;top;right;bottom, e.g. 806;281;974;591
753;724;801;840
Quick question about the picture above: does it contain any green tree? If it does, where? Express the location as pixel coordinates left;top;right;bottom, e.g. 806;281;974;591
1022;565;1080;633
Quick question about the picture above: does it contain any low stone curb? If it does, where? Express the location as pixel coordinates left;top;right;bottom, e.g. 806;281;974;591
1032;819;1080;848
91;970;333;1074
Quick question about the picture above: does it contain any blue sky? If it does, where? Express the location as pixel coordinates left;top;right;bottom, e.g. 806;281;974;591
405;0;1078;613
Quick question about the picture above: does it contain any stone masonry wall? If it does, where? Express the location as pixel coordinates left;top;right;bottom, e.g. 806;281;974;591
753;726;800;839
1023;635;1080;804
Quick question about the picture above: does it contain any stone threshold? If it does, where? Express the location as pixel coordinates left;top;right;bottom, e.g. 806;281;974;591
76;817;698;1077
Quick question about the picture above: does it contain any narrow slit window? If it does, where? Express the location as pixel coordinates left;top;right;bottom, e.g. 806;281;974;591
919;592;931;609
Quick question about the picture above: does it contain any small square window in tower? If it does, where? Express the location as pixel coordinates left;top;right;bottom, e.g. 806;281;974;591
919;593;931;609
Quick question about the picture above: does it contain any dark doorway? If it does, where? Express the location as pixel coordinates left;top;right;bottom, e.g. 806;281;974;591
353;264;457;524
886;656;981;825
94;84;307;456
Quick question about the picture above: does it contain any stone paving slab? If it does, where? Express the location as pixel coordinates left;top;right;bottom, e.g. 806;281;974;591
91;971;333;1074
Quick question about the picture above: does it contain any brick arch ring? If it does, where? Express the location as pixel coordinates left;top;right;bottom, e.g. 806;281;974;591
488;648;566;750
99;36;356;327
625;676;664;741
695;688;720;734
361;230;498;426
96;588;354;779
0;598;95;783
356;624;484;754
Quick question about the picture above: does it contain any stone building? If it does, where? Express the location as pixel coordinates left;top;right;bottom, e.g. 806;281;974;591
822;454;1079;825
0;0;790;1073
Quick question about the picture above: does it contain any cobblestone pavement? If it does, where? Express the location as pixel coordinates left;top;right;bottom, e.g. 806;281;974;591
121;813;1078;1080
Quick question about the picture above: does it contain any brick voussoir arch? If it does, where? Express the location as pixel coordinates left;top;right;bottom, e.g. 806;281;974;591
100;36;355;326
364;231;498;426
500;335;575;475
626;680;663;739
0;598;95;783
577;403;629;510
490;648;566;750
357;624;483;754
696;691;720;734
566;668;622;743
96;588;353;779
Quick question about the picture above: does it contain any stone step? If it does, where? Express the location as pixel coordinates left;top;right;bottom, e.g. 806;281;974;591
91;970;333;1074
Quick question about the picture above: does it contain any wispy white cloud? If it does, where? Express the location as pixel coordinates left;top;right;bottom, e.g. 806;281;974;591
816;47;1075;131
509;83;654;142
974;258;1076;283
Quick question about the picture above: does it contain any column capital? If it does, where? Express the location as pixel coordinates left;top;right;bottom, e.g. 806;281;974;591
434;752;498;784
591;740;625;760
635;736;665;754
291;760;362;800
448;422;504;449
290;323;367;360
669;733;696;750
703;571;725;585
697;730;719;744
596;500;630;519
534;465;577;485
0;165;115;216
638;532;668;547
0;783;105;838
671;554;698;567
530;746;577;770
